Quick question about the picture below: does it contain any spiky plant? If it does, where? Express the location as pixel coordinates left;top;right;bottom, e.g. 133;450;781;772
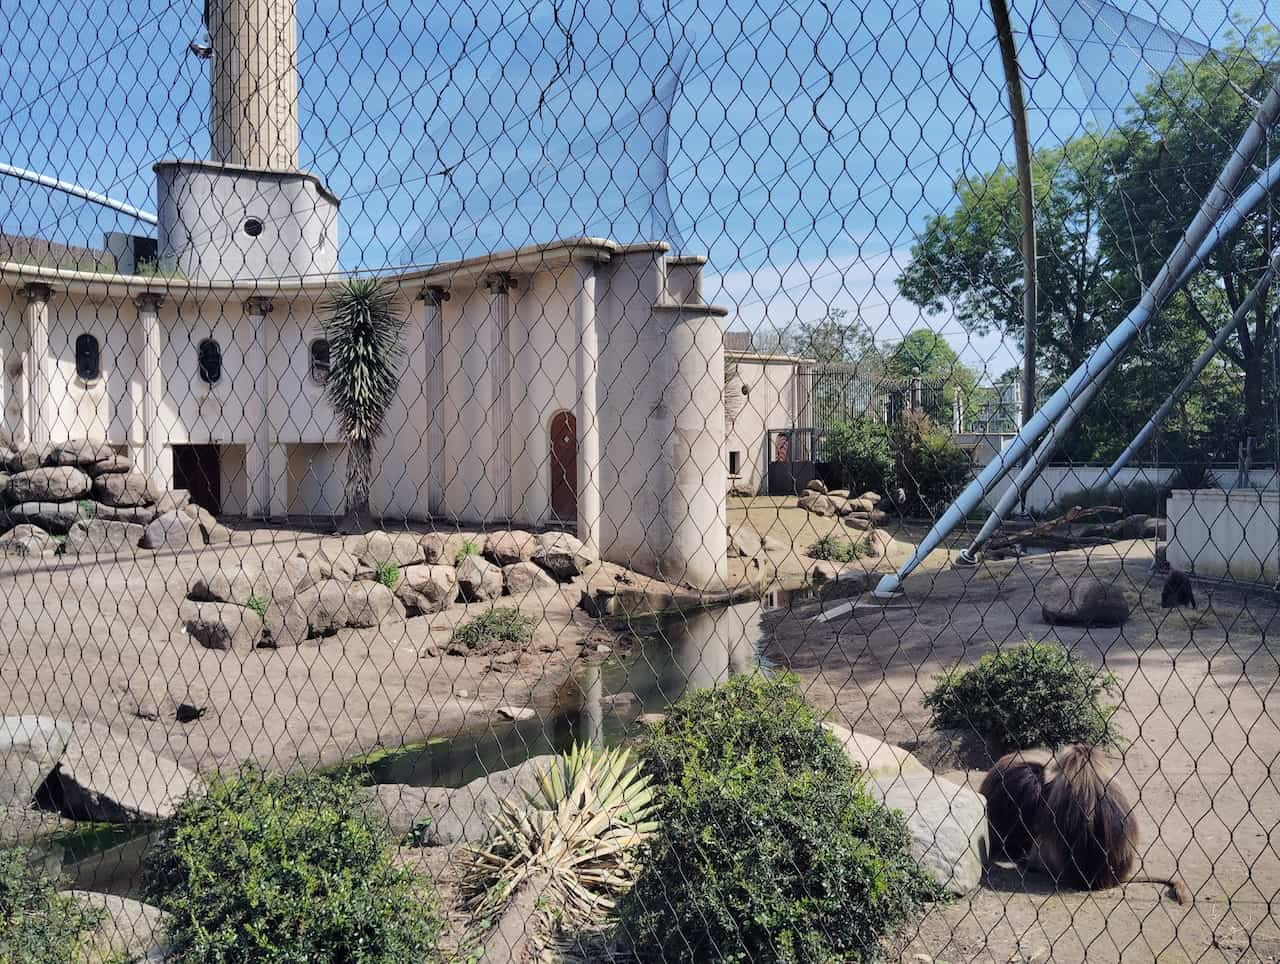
460;744;657;960
320;278;406;532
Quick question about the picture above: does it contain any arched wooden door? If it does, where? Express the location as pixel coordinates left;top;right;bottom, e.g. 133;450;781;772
549;410;577;521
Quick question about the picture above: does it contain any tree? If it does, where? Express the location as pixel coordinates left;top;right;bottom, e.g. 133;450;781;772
881;329;979;424
781;308;883;369
320;279;406;530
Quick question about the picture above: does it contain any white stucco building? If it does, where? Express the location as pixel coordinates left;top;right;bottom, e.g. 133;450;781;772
0;0;728;588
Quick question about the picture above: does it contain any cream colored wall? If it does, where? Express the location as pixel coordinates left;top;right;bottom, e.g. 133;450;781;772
0;287;27;446
47;293;139;446
725;356;798;495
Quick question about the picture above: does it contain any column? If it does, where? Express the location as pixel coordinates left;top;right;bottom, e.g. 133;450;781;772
23;284;52;448
574;261;602;555
420;286;449;516
135;292;168;489
484;273;515;521
243;296;273;518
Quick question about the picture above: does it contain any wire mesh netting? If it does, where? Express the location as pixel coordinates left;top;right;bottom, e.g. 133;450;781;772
1;0;1279;960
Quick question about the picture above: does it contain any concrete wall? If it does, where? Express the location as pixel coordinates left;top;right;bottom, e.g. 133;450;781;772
1167;488;1279;583
725;353;799;495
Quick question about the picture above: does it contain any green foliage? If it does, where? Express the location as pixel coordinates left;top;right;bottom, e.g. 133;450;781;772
453;538;480;566
143;764;442;963
883;329;979;423
375;562;401;590
76;499;96;520
0;847;104;963
618;673;937;963
923;638;1120;752
821;417;895;494
807;534;868;563
452;606;538;648
245;595;270;619
891;413;971;516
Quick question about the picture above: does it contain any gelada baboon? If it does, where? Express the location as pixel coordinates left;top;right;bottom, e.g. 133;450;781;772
980;744;1189;904
1161;569;1197;609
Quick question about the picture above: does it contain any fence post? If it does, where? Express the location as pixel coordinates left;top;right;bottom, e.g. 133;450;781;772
910;368;922;413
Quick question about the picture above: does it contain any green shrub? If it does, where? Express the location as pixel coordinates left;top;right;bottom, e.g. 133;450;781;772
617;673;937;963
0;847;104;963
375;562;401;590
923;638;1120;751
143;764;442;963
806;534;868;562
245;595;270;619
452;605;538;648
453;539;480;566
821;417;895;495
76;499;96;520
892;412;971;515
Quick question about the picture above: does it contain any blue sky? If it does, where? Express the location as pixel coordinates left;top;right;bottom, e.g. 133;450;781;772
0;0;1270;379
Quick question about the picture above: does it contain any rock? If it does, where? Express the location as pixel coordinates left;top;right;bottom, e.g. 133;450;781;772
1142;517;1168;540
118;677;209;725
43;439;115;468
1039;577;1131;627
5;447;41;473
804;478;828;494
823;723;932;780
6;502;83;534
0;716;73;807
91;471;161;507
5;466;92;503
901;728;999;773
42;723;201;822
637;712;667;726
67;891;171;964
180;599;265;652
94;503;156;525
485;529;538;566
153;490;191;514
496;706;536;721
290;580;350;637
1113;513;1151;540
844;515;875;531
808;560;840;583
857;491;882;504
531;531;596;580
188;566;263;607
293;539;359;583
503;560;556;594
726;523;764;558
797;492;838;516
85;454;133;476
374;756;557;844
343;581;405;628
423;531;487;565
828;489;850;499
180;503;228;543
140;510;203;551
844;497;879;514
457;554;504;600
0;524;57;557
350;530;426;569
395;564;460;615
64;518;144;556
868;773;988;896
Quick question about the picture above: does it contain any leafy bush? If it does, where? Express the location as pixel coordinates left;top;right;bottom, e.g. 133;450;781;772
76;499;96;520
821;417;895;494
617;673;937;963
452;605;538;648
375;562;401;590
892;412;971;515
923;638;1120;751
807;534;869;562
453;538;481;566
0;847;104;963
143;764;442;963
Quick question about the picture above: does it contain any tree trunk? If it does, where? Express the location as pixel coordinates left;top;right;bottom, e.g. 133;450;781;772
337;438;377;534
1243;349;1267;446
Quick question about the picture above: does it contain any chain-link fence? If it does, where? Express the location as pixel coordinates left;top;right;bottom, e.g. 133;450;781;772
1;0;1279;960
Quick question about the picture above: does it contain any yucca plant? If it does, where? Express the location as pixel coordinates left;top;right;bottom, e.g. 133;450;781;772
460;744;657;960
320;278;406;532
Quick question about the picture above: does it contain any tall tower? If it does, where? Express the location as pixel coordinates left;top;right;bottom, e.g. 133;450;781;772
207;0;299;170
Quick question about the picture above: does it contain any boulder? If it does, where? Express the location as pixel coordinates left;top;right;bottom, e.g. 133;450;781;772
42;722;201;822
1142;517;1168;540
1112;513;1151;540
395;563;459;615
726;523;764;558
531;531;596;580
844;515;875;532
64;518;144;556
85;454;133;477
291;580;351;637
0;716;73;807
92;471;161;507
496;706;537;721
179;599;264;652
350;530;426;569
374;755;556;844
94;503;156;525
43;439;115;468
4;447;40;473
188;566;263;607
293;539;359;583
6;502;82;534
797;492;838;516
422;531;486;566
858;490;883;504
828;489;850;499
843;497;879;514
823;723;932;780
457;554;504;601
0;524;57;557
901;727;1000;773
868;773;988;896
343;581;406;628
1039;577;1131;627
140;510;203;550
67;891;171;964
485;529;538;566
153;490;191;514
117;676;208;725
180;503;230;544
804;478;828;494
5;466;92;503
504;560;557;594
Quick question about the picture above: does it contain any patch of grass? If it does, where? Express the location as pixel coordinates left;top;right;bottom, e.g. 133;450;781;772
806;534;868;563
453;539;480;567
375;562;401;590
76;499;96;520
923;637;1121;751
246;595;270;620
452;606;538;648
0;847;105;961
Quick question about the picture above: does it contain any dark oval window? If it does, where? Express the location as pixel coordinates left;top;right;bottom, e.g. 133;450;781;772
75;334;101;381
309;338;330;383
197;338;223;385
243;217;264;238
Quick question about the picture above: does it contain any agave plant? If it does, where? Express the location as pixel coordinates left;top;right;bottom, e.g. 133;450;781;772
319;278;406;532
460;743;658;960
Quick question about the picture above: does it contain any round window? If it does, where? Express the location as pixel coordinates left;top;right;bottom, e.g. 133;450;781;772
243;217;264;238
198;338;223;385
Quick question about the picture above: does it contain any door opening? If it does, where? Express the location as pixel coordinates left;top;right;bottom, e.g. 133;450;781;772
549;410;577;521
173;444;222;514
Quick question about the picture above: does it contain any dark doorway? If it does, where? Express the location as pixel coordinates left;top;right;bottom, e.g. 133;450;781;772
173;444;221;514
549;410;577;521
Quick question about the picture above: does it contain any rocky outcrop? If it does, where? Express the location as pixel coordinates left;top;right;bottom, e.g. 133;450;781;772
91;471;161;508
7;502;83;534
140;510;203;550
503;560;557;594
1039;577;1131;627
457;554;504;601
531;531;595;580
395;564;459;615
868;773;988;896
6;466;92;503
0;715;74;807
64;519;144;556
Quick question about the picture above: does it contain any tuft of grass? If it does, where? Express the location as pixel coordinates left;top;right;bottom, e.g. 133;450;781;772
452;606;538;648
453;539;480;567
375;562;401;590
76;499;96;520
806;534;868;563
246;595;270;620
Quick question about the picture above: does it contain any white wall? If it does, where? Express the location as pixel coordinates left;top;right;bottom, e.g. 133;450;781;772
725;354;798;494
1167;488;1279;583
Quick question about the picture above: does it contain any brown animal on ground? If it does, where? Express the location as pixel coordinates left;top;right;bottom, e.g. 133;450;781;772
980;744;1189;904
1161;569;1197;609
